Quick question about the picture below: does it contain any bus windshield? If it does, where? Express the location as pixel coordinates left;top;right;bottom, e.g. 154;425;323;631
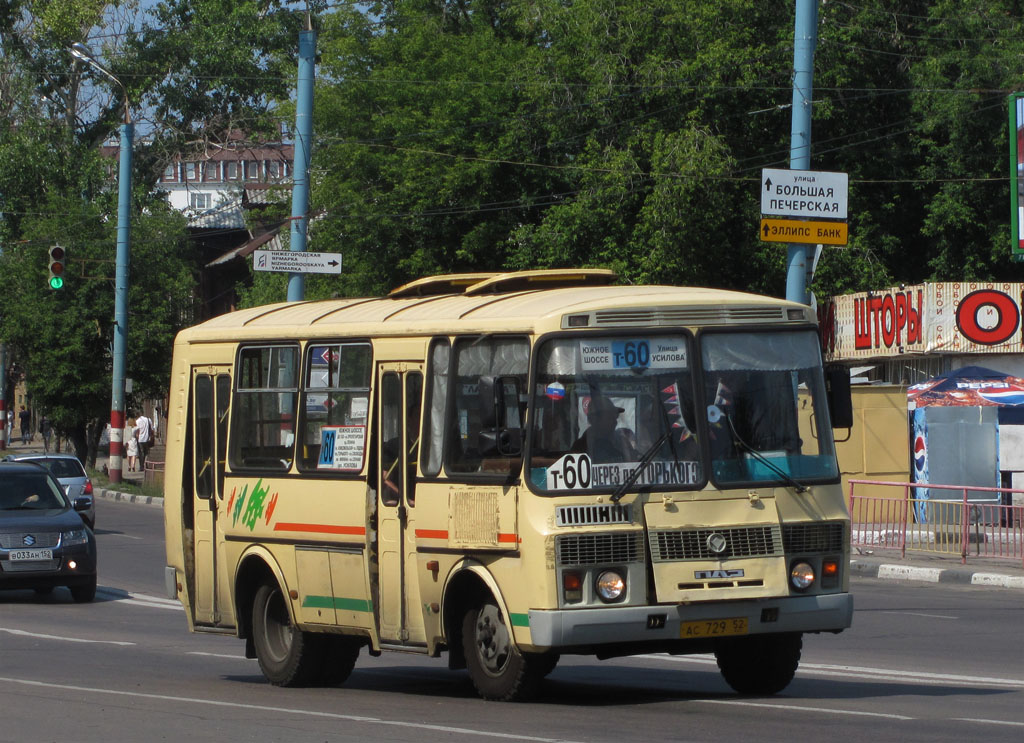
528;329;838;494
529;334;703;493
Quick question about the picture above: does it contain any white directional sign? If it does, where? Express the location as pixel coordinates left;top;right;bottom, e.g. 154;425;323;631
761;168;848;220
253;249;342;275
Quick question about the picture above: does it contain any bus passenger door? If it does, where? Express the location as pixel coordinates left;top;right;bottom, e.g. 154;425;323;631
376;364;424;645
191;367;233;627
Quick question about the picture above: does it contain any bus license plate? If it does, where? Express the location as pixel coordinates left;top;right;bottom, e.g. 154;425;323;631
681;617;748;638
9;549;52;561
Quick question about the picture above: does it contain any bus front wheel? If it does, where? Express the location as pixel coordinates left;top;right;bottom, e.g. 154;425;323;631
252;582;322;686
462;600;542;701
714;632;802;695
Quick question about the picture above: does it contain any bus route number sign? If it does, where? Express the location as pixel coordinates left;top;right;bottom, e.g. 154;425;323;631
317;425;366;470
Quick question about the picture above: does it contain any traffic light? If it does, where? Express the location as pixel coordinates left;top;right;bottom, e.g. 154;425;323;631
48;245;65;289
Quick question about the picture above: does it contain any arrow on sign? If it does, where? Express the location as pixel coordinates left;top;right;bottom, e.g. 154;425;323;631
763;223;771;238
327;260;339;267
764;177;773;191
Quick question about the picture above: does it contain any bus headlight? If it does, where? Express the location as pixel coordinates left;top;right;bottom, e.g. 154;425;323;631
789;561;815;591
595;570;625;602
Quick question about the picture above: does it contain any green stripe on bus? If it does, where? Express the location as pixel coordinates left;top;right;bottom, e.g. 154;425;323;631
509;613;529;627
302;595;373;612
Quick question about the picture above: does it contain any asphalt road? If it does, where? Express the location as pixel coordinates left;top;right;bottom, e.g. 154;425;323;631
1;499;1022;742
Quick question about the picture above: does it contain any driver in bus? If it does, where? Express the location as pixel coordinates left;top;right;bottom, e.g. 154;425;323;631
571;395;637;463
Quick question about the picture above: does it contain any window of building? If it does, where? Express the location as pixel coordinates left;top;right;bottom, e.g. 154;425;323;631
162;164;177;182
246;161;260;180
185;162;198;180
204;161;220;181
226;161;240;180
265;160;281;179
190;192;211;210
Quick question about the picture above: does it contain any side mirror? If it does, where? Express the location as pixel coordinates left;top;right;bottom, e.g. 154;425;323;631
73;496;92;513
825;365;853;429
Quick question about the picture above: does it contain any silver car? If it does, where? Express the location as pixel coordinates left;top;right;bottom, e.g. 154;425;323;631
5;455;95;528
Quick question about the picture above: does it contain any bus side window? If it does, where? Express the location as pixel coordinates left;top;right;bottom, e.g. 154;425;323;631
446;336;528;476
230;345;299;471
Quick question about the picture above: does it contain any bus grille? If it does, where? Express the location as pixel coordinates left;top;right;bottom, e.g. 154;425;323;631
649;526;783;561
555;504;632;527
782;522;846;553
556;532;644;566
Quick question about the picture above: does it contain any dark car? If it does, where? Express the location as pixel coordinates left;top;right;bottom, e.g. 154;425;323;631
5;454;95;528
0;461;97;602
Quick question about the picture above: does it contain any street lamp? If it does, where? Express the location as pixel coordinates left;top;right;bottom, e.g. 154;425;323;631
71;42;132;484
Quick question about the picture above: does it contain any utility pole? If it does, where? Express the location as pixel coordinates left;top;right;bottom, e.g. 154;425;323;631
785;0;818;305
71;42;132;483
287;18;316;302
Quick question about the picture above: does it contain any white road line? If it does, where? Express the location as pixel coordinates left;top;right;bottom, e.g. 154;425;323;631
0;628;134;646
0;677;585;743
186;652;250;660
696;698;914;720
880;610;958;620
96;589;183;611
635;654;1024;690
952;718;1024;728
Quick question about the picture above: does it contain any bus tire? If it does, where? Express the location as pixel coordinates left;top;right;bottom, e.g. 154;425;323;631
317;635;361;686
462;599;541;701
714;632;802;695
252;582;322;686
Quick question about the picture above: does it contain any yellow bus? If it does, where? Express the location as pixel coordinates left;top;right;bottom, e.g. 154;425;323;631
163;269;853;701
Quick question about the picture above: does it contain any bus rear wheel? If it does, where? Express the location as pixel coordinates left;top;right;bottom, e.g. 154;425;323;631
714;632;802;695
252;582;323;686
462;599;542;701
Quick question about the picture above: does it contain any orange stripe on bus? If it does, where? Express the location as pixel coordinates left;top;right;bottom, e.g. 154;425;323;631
415;529;448;540
274;523;366;536
497;533;520;543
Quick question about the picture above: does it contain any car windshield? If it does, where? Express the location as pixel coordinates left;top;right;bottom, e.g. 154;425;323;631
0;472;69;511
529;334;702;494
36;458;86;479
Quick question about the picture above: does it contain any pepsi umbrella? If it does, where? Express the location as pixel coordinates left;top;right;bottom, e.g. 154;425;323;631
908;365;1024;407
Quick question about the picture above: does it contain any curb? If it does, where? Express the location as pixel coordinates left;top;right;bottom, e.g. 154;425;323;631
95;487;163;509
851;559;1024;590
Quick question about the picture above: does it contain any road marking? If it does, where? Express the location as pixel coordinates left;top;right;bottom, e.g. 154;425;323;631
0;628;134;646
636;654;1024;689
187;652;250;660
0;677;585;743
952;718;1024;728
96;588;183;611
880;610;957;620
697;698;913;720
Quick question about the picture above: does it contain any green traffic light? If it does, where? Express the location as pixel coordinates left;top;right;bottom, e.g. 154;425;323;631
49;276;64;290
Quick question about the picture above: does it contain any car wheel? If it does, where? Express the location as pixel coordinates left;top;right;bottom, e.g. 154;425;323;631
251;582;324;686
715;632;802;695
69;576;97;603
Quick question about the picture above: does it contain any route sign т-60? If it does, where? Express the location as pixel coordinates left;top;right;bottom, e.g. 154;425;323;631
253;249;342;275
761;168;848;220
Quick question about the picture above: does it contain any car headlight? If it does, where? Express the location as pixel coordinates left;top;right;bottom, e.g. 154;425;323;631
595;570;626;602
790;561;815;591
62;529;89;546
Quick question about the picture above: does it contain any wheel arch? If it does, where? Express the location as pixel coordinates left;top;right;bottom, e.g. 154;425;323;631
440;560;510;670
234;545;290;655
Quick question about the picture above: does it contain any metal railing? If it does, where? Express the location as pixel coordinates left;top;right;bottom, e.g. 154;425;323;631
849;479;1024;566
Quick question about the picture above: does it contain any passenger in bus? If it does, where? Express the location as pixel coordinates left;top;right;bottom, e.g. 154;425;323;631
571;395;637;463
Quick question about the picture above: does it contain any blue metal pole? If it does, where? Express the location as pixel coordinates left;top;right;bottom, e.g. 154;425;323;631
287;27;316;302
785;0;818;305
108;120;132;483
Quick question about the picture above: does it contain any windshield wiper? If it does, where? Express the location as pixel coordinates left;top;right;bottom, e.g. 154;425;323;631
611;431;670;503
724;415;808;493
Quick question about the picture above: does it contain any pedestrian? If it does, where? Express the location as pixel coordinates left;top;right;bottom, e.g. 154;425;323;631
5;409;11;447
133;410;153;472
125;416;138;472
18;405;30;445
39;415;51;453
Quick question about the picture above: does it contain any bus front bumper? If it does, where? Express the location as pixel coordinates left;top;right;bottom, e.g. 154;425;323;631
526;592;853;649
